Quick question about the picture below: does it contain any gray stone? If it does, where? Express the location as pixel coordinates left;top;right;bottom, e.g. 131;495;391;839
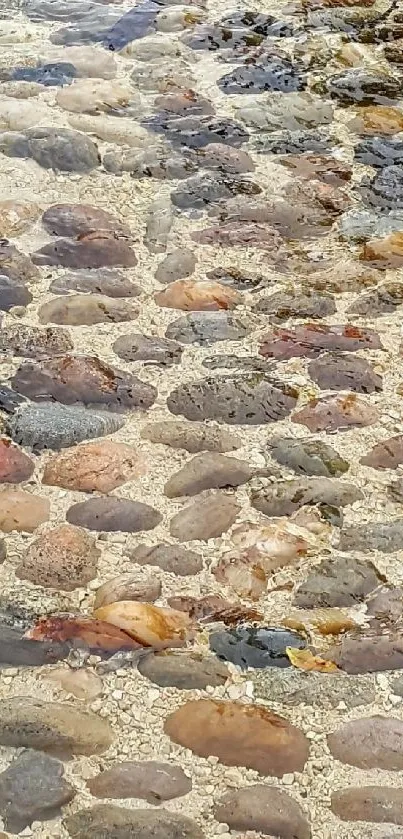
0;127;100;171
67;497;162;533
268;437;349;477
155;249;196;283
32;236;137;269
138;651;228;689
0;749;75;832
144;195;173;253
0;323;73;358
338;209;403;243
295;555;380;608
140;421;241;452
7;403;125;452
238;92;333;131
65;805;205;839
50;269;140;298
164;452;254;497
169;492;240;541
251;477;362;517
165;311;251;345
252;668;376;709
0;623;68;667
112;333;182;366
214;785;310;839
129;543;203;576
88;761;191;803
339;519;403;553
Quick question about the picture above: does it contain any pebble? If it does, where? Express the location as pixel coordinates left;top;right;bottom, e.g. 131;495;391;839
43;440;144;492
16;523;100;589
251;477;362;517
0;437;34;482
169;492;240;541
339;519;403;553
0;126;100;171
328;716;403;770
331;787;403;825
39;294;139;325
348;282;403;316
0;750;75;833
49;268;140;298
269;437;349;477
164;452;254;497
327;634;403;674
45;667;103;700
155;279;242;311
0;487;49;532
140;421;240;452
252;668;376;709
260;323;382;360
0;323;73;358
295;554;380;607
361;435;403;469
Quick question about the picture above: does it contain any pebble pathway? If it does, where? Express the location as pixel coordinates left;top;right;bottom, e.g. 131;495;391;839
1;0;403;836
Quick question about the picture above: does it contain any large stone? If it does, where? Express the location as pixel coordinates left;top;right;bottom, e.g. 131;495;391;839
348;282;403;316
295;555;380;607
0;126;100;171
169;493;240;541
0;438;34;482
67;497;162;532
210;626;306;670
64;806;204;839
331;787;403;826
8;403;125;451
88;761;192;803
138;652;228;689
155;279;242;311
260;323;382;360
0;697;113;755
38;294;138;325
0;623;68;667
50;269;140;298
16;523;100;590
94;574;162;609
251;477;361;517
141;421;240;452
0;488;49;532
269;437;349;477
0;749;75;833
43;440;145;493
112;333;182;366
308;353;382;393
129;543;203;576
0;275;32;310
32;235;137;269
165;311;250;345
41;203;129;237
215;785;310;839
328;717;403;770
164;452;254;497
339;519;403;552
326;634;403;673
164;700;309;775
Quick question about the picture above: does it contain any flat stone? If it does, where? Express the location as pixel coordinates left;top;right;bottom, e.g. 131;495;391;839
339;519;403;552
192;221;286;250
328;717;403;770
331;787;403;825
0;438;34;482
67;497;162;532
0;696;113;755
0;127;100;171
49;268;140;298
269;437;349;477
355;136;403;167
16;523;100;590
218;59;306;95
0;749;75;833
155;279;242;311
0;323;73;357
280;152;352;185
50;7;122;46
308;353;382;393
129;543;203;576
295;555;380;608
259;323;382;360
171;172;261;211
64;805;204;839
8;403;125;452
113;333;182;366
103;147;195;178
0;623;68;667
215;785;310;839
164;699;309;776
238;91;333;131
154;91;214;117
251;478;362;518
69;113;151;147
253;129;332;154
202;354;271;371
367;587;403;623
94;574;162;609
361;165;403;211
0;241;39;282
327;634;403;673
361;435;403;469
292;394;379;432
141;421;240;452
308;260;383;293
88;761;191;803
254;288;336;320
164;452;254;497
0;488;49;532
32;235;137;269
42;202;129;237
0;275;32;310
144;195;172;254
167;374;298;424
206;265;263;290
210;625;306;669
165;311;251;345
327;69;402;105
155;249;196;283
43;440;144;493
196;143;254;174
170;492;240;541
11;355;156;411
56;78;140;115
138;652;228;689
252;668;376;708
348;282;403;316
38;294;138;325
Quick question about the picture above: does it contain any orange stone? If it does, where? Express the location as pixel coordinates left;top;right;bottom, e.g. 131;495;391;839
154;279;242;311
349;106;403;136
360;232;403;268
0;488;49;532
43;441;145;493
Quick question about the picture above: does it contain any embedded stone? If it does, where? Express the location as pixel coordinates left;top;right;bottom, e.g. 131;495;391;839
16;523;100;590
361;232;403;268
66;497;162;532
331;787;403;825
0;438;34;482
238;91;333;131
49;269;140;298
155;279;242;311
0;488;49;532
339;519;403;552
0;276;32;310
328;70;402;105
129;543;203;576
292;394;379;432
39;294;138;325
328;717;403;770
254;288;336;320
113;333;182;366
8;403;125;452
165;311;250;344
0;749;75;833
140;421;240;452
251;477;361;518
94;574;162;609
169;492;240;541
218;59;306;95
145;114;249;148
0;199;40;236
327;634;403;674
210;625;306;669
155;249;196;283
215;785;311;839
348;282;403;315
295;555;380;608
349;105;403;135
0;126;100;171
32;235;137;269
42;203;130;237
269;437;349;477
308;353;382;393
0;323;73;357
361;435;403;469
56;78;140;115
87;761;191;803
138;652;228;689
259;323;382;360
252;668;376;709
43;440;145;493
64;806;204;839
355;136;403;168
164;452;254;497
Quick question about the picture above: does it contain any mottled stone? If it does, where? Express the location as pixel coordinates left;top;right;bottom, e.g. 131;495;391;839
349;105;403;135
0;749;75;833
327;634;403;674
348;283;403;315
253;129;331;154
210;626;306;669
67;497;162;533
155;279;242;311
0;697;113;755
65;805;204;839
88;761;191;803
254;288;336;320
197;143;254;174
39;294;138;326
269;437;349;477
328;717;403;770
202;354;271;371
141;421;240;452
0;199;40;236
0;386;26;415
328;70;402;105
338;209;403;243
238;91;333;131
11;355;156;411
33;235;137;269
129;543;203;576
252;477;361;518
50;269;140;298
280;152;351;185
167;374;298;424
361;232;403;268
0;488;49;532
206;265;263;290
308;353;382;393
0;127;100;171
295;555;380;607
165;700;309;776
361;435;403;469
171;172;261;211
42;202;129;238
164;452;254;497
103;147;196;178
339;519;403;552
9;61;77;87
169;492;240;541
155;249;196;283
292;394;379;433
192;221;285;250
16;523;100;590
113;333;182;366
308;260;383;293
215;786;310;839
0;275;32;310
0;438;34;482
218;58;306;95
8;403;125;452
260;323;382;360
355;136;403;168
146;114;249;149
252;668;376;708
138;652;228;689
165;311;250;345
43;440;144;493
331;787;403;825
0;324;73;358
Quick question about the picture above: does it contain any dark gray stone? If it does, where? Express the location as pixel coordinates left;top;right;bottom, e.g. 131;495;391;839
0;127;100;171
0;749;75;832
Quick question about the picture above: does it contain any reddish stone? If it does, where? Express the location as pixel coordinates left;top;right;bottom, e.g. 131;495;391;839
154;279;242;311
43;441;145;493
0;438;34;483
41;203;130;238
292;394;379;432
260;323;382;360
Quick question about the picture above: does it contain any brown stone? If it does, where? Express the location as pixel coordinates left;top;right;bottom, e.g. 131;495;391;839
308;260;383;293
295;555;380;608
129;543;203;576
292;394;379;432
154;279;242;311
50;269;140;298
328;716;403;770
42;203;130;238
0;488;49;532
32;234;137;269
164;700;309;776
361;232;403;268
141;421;241;452
67;497;162;533
260;323;382;360
138;652;229;689
349;105;403;136
279;153;352;186
38;294;138;326
331;787;403;826
164;452;254;497
0;324;73;357
0;240;40;283
169;493;240;541
361;435;403;469
94;575;162;609
326;634;403;674
213;554;268;600
0;200;40;236
0;438;34;482
64;805;204;839
215;785;311;839
94;602;192;649
16;523;100;590
88;761;192;803
192;222;285;250
43;441;145;493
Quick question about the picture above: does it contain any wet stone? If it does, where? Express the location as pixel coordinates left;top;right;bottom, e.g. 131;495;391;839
217;59;307;95
327;70;402;105
33;235;137;269
269;437;350;477
42;202;129;238
140;421;241;452
331;787;403;826
0;127;100;171
360;166;403;210
0;438;34;483
50;269;140;298
339;519;403;553
171;172;261;210
328;717;403;770
251;477;362;518
16;523;100;590
129;543;203;576
169;492;240;541
164;699;309;776
0;696;113;755
348;283;403;316
164;452;254;497
0;749;75;833
65;805;205;839
11;355;157;411
146;115;249;148
0;275;32;310
0;323;73;358
361;435;403;469
0;488;49;533
292;394;379;433
88;761;192;803
182;24;264;51
138;651;228;689
355;136;403;168
7;403;125;452
43;440;144;493
165;312;251;345
67;497;162;533
38;294;138;326
253;129;332;155
295;555;380;608
102;3;160;51
155;249;196;283
10;61;77;86
215;785;310;839
167;374;298;424
252;668;376;709
254;288;336;320
259;323;382;360
209;625;306;669
308;353;382;393
113;333;182;366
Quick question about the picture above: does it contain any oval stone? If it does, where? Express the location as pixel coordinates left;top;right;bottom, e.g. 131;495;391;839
328;716;403;770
